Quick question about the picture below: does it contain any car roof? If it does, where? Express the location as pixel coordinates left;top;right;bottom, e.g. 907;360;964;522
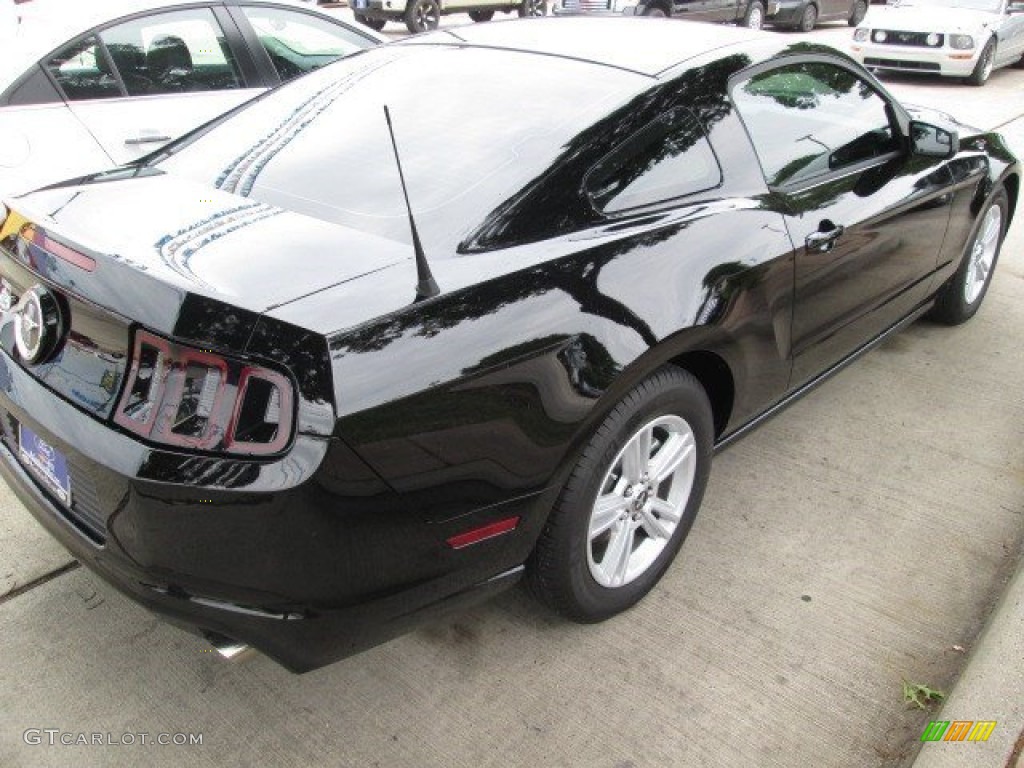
0;0;363;86
405;17;780;77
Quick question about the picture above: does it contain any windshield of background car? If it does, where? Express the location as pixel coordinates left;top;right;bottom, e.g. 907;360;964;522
893;0;1002;11
154;45;643;254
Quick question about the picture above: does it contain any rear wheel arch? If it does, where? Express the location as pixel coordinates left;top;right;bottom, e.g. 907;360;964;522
1003;173;1019;228
666;350;734;440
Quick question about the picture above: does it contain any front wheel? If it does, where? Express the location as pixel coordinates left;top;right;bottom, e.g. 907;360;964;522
928;189;1008;325
967;38;995;85
404;0;440;33
798;2;817;32
743;0;765;29
518;0;547;16
526;367;713;622
848;0;867;26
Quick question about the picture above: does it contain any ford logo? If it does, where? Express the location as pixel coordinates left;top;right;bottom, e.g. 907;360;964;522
13;285;64;365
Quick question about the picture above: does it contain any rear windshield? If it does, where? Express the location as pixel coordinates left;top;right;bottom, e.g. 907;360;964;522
155;45;642;254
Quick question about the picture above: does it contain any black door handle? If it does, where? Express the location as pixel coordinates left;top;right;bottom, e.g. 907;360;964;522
805;223;845;253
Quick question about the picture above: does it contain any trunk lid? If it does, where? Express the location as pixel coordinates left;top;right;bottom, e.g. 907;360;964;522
0;169;411;418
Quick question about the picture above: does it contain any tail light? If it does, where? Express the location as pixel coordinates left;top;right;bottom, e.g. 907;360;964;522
114;329;294;456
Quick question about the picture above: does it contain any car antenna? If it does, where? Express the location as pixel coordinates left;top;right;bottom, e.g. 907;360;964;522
383;105;439;301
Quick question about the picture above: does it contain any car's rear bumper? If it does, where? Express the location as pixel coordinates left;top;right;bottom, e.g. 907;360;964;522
0;349;534;671
850;43;980;77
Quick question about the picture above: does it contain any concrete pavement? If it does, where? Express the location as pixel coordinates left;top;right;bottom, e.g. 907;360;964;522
1;20;1022;768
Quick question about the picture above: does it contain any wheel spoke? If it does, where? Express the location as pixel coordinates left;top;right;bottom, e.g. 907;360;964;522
622;427;652;483
603;523;634;585
639;506;671;540
590;494;626;539
977;258;990;283
647;432;694;485
982;210;1000;245
650;497;682;524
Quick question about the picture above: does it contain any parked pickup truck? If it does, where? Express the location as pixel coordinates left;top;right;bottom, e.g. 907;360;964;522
353;0;546;34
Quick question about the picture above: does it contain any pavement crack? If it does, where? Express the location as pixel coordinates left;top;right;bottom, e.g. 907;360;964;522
0;561;80;607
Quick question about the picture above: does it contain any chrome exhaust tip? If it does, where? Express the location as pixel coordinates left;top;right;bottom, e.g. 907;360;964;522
206;632;254;662
215;641;253;661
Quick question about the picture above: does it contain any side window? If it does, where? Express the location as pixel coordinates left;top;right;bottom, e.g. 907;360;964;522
239;6;374;83
98;8;243;96
731;61;901;188
586;109;722;214
46;36;122;101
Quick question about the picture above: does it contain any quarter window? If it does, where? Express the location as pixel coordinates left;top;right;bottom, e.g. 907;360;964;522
731;61;900;187
586;109;722;213
239;6;374;82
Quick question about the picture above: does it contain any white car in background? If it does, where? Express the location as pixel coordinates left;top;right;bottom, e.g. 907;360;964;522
0;0;384;197
850;0;1024;85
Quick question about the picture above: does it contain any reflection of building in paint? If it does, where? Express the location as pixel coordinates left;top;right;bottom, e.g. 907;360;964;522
153;202;283;288
216;54;398;197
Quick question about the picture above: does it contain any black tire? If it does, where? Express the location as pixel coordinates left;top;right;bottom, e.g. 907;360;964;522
929;188;1008;325
518;0;547;16
526;367;714;622
469;9;495;20
798;2;817;31
404;0;440;33
641;4;668;16
967;38;995;85
354;13;387;30
742;0;765;29
848;0;867;25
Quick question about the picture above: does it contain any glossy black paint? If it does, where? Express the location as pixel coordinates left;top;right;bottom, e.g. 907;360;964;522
0;20;1017;671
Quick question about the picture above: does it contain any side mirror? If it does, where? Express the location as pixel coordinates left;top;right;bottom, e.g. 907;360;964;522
910;120;957;158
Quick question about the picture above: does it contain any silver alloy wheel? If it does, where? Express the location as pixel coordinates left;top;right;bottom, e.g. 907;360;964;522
981;43;995;81
586;414;696;588
747;4;763;28
414;0;439;30
964;203;1002;304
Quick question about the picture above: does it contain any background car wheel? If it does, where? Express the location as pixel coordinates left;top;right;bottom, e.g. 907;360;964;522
848;0;867;25
743;0;765;29
518;0;547;16
798;2;817;31
967;38;996;85
404;0;440;33
526;367;713;622
641;4;668;16
468;9;495;20
929;188;1008;325
354;13;387;30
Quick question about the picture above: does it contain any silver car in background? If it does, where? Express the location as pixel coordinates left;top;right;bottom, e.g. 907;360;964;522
0;0;383;197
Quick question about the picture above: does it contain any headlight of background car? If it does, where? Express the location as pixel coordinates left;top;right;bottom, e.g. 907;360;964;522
854;28;869;41
950;34;975;49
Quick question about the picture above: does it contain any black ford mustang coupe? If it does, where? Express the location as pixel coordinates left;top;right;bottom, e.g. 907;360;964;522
0;19;1016;671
